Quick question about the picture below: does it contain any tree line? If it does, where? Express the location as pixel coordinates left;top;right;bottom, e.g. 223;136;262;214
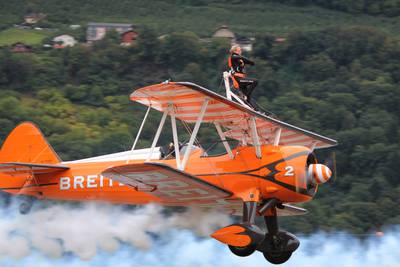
265;0;400;16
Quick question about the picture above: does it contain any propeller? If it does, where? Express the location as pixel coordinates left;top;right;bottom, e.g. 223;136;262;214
295;153;316;193
295;151;336;193
323;151;337;183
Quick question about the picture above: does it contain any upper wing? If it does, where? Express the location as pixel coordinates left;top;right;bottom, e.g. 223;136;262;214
102;162;233;205
130;82;337;149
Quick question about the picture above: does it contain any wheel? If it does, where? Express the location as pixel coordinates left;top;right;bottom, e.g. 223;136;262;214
228;244;257;257
263;251;292;264
19;201;33;215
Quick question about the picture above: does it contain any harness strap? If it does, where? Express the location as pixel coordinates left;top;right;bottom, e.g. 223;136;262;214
228;55;233;68
233;72;246;78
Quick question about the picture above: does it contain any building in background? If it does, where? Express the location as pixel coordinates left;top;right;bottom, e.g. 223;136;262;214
212;25;254;52
212;25;235;39
120;30;138;46
10;42;32;53
86;22;137;45
53;35;77;49
69;25;81;30
24;13;46;24
232;36;254;52
275;37;286;43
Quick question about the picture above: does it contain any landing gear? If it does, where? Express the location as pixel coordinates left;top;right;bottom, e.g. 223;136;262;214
212;199;299;264
263;251;292;264
229;201;263;257
257;206;299;264
18;196;34;215
258;230;298;264
229;244;257;257
212;201;263;257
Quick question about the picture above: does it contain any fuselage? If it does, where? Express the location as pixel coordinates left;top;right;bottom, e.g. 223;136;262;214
0;145;316;206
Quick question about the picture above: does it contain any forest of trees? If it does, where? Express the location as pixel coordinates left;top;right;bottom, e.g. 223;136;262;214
266;0;400;16
182;0;400;17
0;1;399;235
3;0;400;37
190;0;400;17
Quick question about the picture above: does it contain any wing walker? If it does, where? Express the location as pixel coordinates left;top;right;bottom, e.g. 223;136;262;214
0;76;337;264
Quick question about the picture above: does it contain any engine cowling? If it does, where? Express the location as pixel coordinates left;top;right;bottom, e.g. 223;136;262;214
307;164;332;185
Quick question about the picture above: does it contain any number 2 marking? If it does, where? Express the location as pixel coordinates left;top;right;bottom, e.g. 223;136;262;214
284;166;294;176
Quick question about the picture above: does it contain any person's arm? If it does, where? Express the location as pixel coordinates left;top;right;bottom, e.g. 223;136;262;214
240;55;255;66
232;53;255;66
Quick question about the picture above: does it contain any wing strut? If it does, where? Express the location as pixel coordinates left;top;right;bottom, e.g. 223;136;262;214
147;109;168;161
215;122;234;159
273;127;282;146
180;98;209;171
131;105;151;150
250;117;261;158
170;104;182;169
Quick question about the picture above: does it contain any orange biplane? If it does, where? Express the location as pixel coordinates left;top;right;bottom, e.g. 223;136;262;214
0;81;337;264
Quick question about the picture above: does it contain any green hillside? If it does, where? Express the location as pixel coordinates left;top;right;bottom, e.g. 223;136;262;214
2;0;400;37
266;0;400;17
0;28;50;45
0;1;399;234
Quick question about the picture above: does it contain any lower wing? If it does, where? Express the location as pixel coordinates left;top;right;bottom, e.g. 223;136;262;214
102;162;307;216
102;162;232;205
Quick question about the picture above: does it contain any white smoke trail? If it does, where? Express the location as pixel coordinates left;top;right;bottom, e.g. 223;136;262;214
0;201;231;261
0;201;398;267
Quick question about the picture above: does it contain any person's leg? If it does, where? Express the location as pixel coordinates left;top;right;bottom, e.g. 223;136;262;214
239;83;249;100
235;78;259;110
240;78;258;101
231;76;240;90
238;78;257;100
247;78;258;100
232;75;247;100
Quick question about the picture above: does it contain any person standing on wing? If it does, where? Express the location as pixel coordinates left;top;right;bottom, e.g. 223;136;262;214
228;45;258;104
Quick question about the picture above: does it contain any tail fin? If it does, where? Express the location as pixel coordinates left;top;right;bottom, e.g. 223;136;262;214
0;122;61;164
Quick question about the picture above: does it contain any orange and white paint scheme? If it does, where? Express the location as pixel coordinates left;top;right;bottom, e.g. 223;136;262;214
0;82;337;264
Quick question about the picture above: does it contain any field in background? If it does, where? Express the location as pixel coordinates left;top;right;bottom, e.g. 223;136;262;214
0;28;50;45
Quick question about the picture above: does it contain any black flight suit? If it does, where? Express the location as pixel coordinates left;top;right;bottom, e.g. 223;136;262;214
228;52;258;101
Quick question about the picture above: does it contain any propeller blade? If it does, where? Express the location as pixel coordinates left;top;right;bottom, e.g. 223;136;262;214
324;151;337;183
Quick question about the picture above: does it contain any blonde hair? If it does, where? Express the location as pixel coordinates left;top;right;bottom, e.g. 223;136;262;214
230;45;241;53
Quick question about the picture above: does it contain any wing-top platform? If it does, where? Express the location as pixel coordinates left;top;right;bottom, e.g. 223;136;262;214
130;82;337;149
